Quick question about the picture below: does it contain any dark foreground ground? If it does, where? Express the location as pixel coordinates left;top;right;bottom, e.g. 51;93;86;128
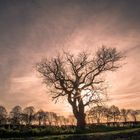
1;127;140;140
37;128;140;140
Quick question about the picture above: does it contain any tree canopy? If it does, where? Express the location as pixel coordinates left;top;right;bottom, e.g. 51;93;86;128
36;46;123;129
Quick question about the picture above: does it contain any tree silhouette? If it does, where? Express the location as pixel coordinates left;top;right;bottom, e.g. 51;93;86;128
23;106;35;125
102;106;112;123
0;106;7;125
120;108;130;122
35;109;46;126
0;104;140;128
89;106;104;124
57;115;68;126
47;112;57;126
37;46;123;129
42;112;48;126
10;105;22;125
129;110;140;122
110;105;120;122
68;115;76;125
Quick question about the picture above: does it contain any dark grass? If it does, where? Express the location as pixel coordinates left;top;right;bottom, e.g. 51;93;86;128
38;128;140;140
0;125;140;139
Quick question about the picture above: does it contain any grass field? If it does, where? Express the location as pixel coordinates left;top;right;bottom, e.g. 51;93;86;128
38;128;140;140
1;127;140;140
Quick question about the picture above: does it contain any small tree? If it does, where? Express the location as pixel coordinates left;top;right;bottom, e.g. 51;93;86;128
0;106;7;125
10;105;22;125
110;105;120;122
23;106;35;125
102;106;112;123
129;110;140;122
120;109;130;122
37;46;123;129
47;112;58;126
89;106;104;124
57;115;67;126
68;115;76;125
35;109;46;126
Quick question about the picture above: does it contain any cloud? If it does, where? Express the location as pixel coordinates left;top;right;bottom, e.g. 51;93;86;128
0;0;140;114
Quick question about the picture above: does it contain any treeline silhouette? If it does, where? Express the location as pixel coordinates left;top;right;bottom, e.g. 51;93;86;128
87;105;140;126
0;105;70;127
0;105;140;127
0;105;140;138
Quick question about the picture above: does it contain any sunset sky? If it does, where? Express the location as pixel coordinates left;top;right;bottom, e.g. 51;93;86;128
0;0;140;116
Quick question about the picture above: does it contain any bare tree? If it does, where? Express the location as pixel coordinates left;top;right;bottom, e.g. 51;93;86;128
89;106;105;124
120;109;130;122
0;106;7;125
68;115;76;125
86;111;92;124
35;109;46;126
47;112;58;126
102;106;112;123
10;105;22;125
129;110;140;122
58;116;69;126
37;46;123;129
42;112;48;126
23;106;35;125
110;105;120;122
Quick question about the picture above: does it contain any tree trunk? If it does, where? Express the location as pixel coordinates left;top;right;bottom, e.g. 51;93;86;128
72;102;86;129
76;113;86;129
68;92;86;129
124;117;127;122
43;119;46;126
97;118;100;124
39;119;41;126
113;115;116;122
107;116;109;123
134;116;136;122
